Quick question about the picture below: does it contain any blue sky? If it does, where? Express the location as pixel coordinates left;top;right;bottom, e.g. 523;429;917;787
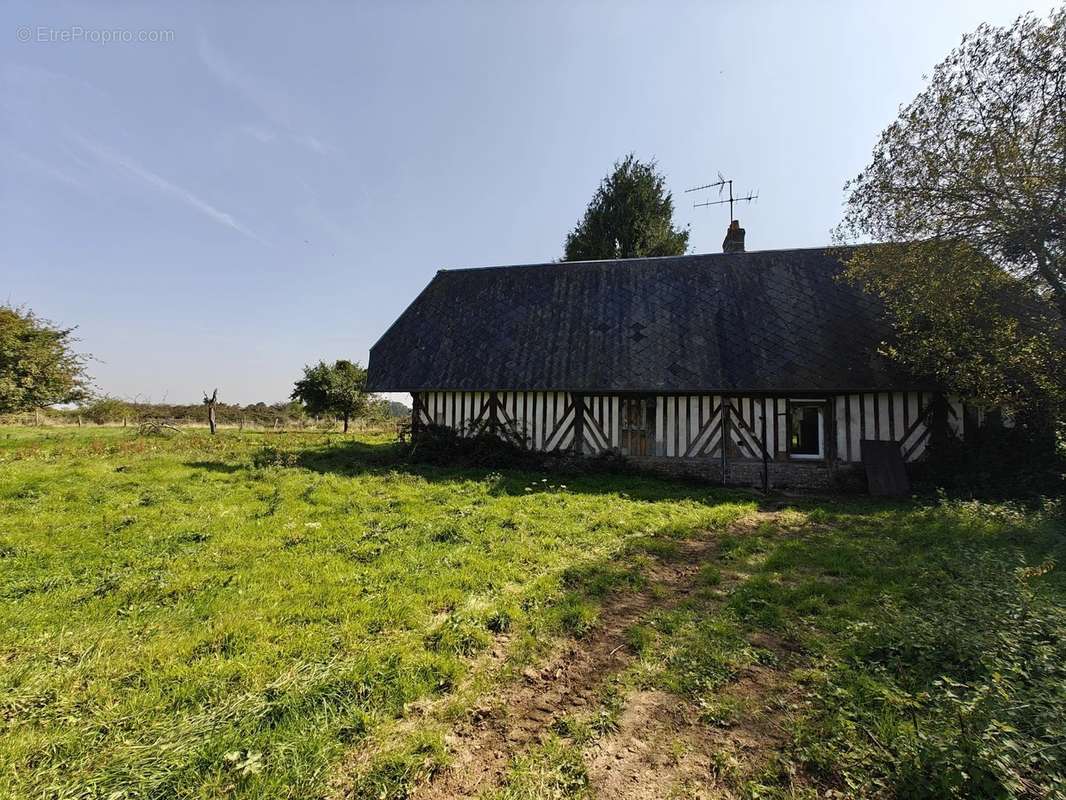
2;1;1056;404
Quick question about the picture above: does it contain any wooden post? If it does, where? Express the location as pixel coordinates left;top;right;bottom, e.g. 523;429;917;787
720;398;729;484
489;392;500;430
411;394;422;437
573;393;585;455
34;408;40;426
826;397;836;481
761;400;769;493
929;393;950;454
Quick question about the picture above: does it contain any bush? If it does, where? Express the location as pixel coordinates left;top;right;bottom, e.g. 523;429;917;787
912;421;1065;502
406;423;643;476
407;423;546;469
76;397;130;424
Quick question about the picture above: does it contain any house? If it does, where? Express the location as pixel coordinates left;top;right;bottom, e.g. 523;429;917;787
366;225;971;489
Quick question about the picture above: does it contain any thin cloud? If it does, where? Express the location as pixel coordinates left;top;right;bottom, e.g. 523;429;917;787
241;125;277;144
198;35;333;155
3;144;86;190
291;133;327;154
74;135;266;244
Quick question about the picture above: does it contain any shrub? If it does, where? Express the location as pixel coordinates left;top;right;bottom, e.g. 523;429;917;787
81;397;132;424
407;423;646;477
407;424;544;469
912;422;1065;502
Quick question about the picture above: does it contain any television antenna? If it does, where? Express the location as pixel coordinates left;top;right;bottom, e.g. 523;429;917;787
685;172;758;222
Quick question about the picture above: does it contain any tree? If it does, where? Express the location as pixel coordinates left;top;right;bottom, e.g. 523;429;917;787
839;8;1065;310
0;305;89;415
563;154;689;261
386;400;412;418
291;360;369;432
844;240;1063;416
366;396;392;422
837;9;1065;415
82;396;131;425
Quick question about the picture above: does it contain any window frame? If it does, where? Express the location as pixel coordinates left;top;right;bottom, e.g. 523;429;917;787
787;399;826;461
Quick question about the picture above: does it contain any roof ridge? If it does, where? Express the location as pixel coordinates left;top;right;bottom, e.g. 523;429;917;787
437;244;860;275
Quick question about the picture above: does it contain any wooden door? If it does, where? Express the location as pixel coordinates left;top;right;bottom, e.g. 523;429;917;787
621;398;651;456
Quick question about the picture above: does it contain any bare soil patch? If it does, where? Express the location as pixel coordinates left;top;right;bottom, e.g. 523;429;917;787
584;662;806;799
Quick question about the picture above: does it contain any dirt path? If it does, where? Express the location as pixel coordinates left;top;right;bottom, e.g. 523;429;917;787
407;508;812;800
583;656;801;799
326;511;808;799
410;535;723;799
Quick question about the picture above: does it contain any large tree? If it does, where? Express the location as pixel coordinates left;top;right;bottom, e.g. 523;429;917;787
839;8;1065;312
563;154;689;261
291;360;369;433
837;8;1065;415
0;305;90;414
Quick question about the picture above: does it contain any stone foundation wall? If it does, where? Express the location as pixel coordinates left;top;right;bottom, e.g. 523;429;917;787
627;455;866;492
624;456;723;483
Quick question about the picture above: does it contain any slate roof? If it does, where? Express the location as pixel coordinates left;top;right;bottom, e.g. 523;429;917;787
366;247;922;393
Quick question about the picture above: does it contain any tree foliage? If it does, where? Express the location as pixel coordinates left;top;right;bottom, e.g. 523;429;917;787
291;360;369;432
839;8;1065;313
81;397;131;425
0;305;89;414
844;241;1063;416
838;9;1066;415
563;154;689;261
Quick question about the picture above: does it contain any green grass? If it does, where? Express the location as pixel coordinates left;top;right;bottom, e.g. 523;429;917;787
0;427;753;799
486;735;590;800
2;427;1064;799
614;496;1066;799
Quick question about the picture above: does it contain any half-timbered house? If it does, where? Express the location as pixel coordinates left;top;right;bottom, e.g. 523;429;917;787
366;233;972;489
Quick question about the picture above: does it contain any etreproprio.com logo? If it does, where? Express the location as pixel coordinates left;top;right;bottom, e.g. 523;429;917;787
16;26;175;44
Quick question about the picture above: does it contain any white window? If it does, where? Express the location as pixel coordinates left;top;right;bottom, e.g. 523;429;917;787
789;401;825;460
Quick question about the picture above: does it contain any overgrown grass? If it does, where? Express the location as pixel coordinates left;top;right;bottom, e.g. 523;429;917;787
0;427;753;799
2;428;1063;799
617;496;1066;799
771;500;1066;799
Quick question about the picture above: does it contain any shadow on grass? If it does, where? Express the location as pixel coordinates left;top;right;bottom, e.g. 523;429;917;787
182;437;765;506
300;438;769;505
185;460;245;474
184;436;918;513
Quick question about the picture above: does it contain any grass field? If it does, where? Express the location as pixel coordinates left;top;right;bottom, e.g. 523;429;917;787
1;427;1064;799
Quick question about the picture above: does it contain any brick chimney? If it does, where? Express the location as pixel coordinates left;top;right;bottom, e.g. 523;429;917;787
722;219;745;253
